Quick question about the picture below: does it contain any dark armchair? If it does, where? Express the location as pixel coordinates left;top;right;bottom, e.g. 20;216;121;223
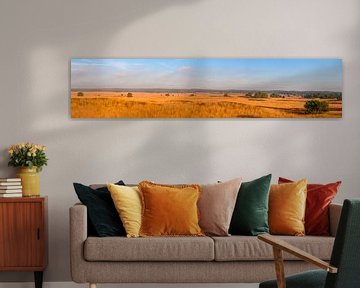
258;199;360;288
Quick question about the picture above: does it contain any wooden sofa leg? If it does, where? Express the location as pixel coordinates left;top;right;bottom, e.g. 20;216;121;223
89;283;97;288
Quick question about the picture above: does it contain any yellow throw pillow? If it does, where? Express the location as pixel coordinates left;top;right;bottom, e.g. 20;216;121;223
269;178;307;236
139;181;204;237
107;183;142;238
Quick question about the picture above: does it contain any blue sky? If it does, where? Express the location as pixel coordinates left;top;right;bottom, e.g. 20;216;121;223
71;58;342;91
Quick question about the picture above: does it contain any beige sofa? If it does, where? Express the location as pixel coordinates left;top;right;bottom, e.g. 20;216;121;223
70;202;342;287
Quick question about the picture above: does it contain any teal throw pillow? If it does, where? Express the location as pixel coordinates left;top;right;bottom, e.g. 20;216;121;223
229;174;272;236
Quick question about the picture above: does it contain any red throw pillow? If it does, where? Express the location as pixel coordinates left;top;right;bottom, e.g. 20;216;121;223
278;177;341;236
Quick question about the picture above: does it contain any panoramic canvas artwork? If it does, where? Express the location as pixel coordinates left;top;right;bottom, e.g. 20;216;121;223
71;58;342;118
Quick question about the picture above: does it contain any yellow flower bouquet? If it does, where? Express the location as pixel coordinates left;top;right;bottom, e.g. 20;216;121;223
8;142;48;172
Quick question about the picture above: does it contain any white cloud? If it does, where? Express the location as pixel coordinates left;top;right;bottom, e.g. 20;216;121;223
177;66;192;73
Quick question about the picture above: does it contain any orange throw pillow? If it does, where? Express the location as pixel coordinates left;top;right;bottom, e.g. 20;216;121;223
279;177;341;236
139;181;204;237
269;179;307;236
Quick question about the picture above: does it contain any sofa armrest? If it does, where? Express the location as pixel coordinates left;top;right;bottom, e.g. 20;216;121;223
69;203;88;283
329;203;342;237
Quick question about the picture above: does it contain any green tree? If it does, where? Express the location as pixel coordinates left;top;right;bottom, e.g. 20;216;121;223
127;92;133;97
77;92;84;96
253;91;268;98
304;100;329;114
270;93;281;98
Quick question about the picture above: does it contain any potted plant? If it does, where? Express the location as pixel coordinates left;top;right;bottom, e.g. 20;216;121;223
8;143;48;197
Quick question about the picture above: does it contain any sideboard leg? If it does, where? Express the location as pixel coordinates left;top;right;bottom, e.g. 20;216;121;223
90;283;97;288
34;271;43;288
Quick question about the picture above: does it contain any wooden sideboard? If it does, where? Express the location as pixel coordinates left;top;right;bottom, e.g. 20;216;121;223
0;197;47;288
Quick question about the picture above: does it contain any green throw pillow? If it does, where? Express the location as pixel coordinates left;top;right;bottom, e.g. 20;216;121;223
229;174;272;236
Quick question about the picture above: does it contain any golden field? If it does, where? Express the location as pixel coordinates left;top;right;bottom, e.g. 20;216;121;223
71;91;342;118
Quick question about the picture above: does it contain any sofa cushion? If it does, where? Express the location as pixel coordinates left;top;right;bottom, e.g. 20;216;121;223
212;236;334;261
279;177;341;236
73;181;126;237
269;179;307;236
139;181;203;237
108;184;142;238
198;178;242;236
84;236;214;261
229;174;271;236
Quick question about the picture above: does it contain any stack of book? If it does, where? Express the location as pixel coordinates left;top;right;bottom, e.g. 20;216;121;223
0;178;22;197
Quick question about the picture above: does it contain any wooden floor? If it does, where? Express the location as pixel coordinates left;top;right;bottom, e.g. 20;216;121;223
0;283;259;288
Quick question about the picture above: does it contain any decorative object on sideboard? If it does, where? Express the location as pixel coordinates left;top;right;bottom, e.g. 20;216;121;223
17;167;40;197
8;143;48;197
0;178;22;197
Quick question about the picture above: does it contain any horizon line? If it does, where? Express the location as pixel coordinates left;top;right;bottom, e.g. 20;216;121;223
71;87;342;93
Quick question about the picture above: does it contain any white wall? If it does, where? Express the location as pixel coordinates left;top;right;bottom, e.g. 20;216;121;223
0;0;359;282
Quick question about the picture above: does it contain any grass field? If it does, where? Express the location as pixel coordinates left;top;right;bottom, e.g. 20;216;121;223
70;91;342;118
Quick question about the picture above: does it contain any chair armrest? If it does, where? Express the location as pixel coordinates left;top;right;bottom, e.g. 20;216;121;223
258;234;338;273
329;203;342;237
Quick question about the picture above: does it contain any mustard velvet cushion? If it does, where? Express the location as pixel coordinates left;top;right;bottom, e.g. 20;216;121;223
138;181;204;237
269;178;307;236
107;183;142;238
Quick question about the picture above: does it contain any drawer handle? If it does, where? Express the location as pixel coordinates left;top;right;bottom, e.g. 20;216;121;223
37;228;40;240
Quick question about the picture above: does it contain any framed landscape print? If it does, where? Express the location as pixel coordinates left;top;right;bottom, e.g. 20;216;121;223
71;58;342;118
